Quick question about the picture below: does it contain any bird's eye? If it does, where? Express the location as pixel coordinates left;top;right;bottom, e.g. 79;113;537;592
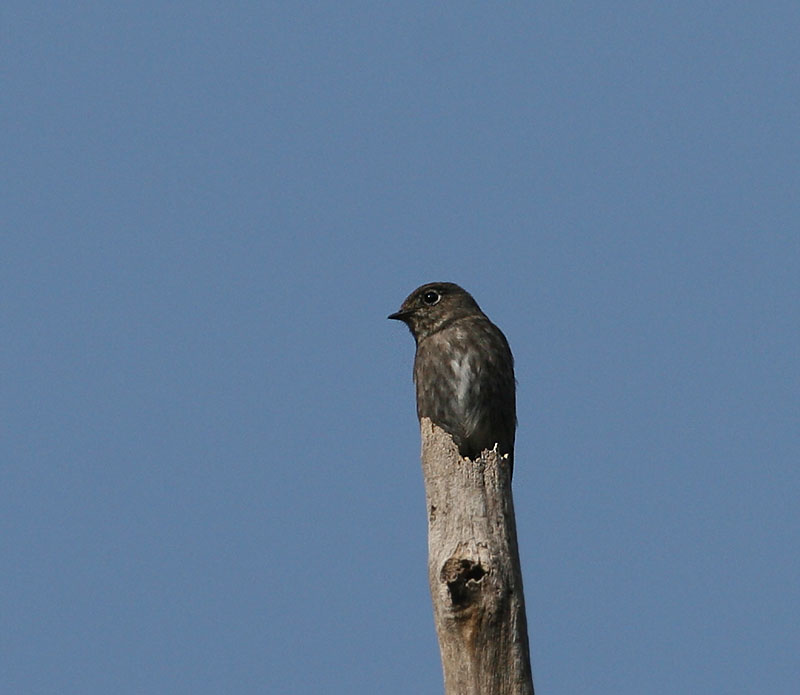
423;290;441;306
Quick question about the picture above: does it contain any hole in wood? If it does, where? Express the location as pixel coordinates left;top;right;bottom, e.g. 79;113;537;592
441;557;486;607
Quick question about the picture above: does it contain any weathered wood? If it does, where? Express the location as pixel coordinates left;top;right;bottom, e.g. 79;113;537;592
420;418;534;695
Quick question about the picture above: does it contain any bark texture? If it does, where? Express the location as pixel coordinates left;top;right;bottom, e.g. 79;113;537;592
420;418;534;695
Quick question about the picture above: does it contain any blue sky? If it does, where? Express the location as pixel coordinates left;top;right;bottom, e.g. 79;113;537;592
3;3;799;693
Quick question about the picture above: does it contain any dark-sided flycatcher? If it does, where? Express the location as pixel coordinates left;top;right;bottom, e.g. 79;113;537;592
389;282;516;478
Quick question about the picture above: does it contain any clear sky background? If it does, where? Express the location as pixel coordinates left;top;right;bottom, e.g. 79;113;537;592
3;3;799;694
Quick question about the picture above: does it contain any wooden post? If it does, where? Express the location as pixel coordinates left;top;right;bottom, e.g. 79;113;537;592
420;418;534;695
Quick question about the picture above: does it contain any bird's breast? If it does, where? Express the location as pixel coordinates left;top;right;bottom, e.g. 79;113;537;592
449;350;479;412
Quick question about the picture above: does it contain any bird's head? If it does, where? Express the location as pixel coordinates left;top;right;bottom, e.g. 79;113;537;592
388;282;483;343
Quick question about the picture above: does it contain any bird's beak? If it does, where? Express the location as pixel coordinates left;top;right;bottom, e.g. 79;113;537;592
388;310;410;321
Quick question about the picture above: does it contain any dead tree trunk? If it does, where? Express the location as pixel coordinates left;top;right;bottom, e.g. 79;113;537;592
420;418;534;695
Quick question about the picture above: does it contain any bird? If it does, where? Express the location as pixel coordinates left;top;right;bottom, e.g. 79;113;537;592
388;282;516;478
